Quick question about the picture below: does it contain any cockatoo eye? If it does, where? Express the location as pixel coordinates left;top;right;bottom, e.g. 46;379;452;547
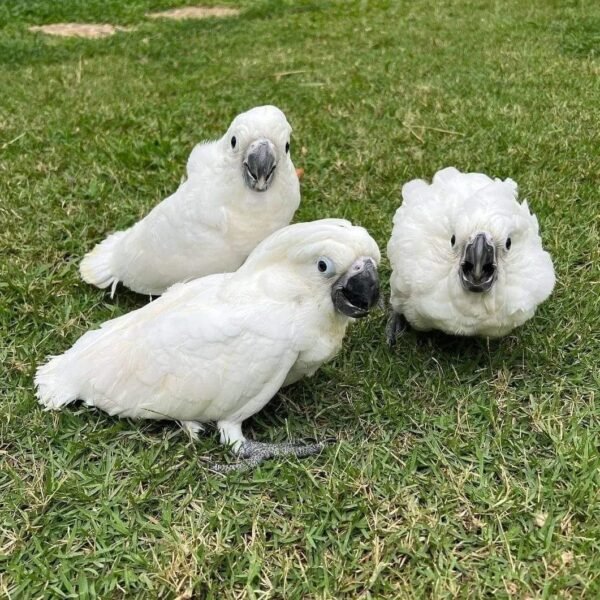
317;257;336;277
451;235;456;247
506;237;512;250
285;141;290;154
231;136;237;149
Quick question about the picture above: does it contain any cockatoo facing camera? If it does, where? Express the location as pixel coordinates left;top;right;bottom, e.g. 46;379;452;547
37;219;381;471
80;105;300;296
387;167;555;342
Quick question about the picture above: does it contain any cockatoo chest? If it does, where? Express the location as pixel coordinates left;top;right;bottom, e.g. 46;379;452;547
223;173;299;252
285;312;349;386
225;199;292;253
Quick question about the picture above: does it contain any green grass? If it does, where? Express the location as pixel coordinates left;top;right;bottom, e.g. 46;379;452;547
1;0;599;597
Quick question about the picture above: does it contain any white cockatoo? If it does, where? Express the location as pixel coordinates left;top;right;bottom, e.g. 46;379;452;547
387;167;555;341
37;219;381;471
80;105;301;296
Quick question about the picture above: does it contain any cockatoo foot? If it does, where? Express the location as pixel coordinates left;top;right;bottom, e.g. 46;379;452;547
386;311;408;347
209;438;332;474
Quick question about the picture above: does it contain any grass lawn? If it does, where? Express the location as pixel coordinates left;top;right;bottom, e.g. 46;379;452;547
1;0;599;597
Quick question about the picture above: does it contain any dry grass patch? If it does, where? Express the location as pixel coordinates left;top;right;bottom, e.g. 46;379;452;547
28;23;134;38
146;6;240;20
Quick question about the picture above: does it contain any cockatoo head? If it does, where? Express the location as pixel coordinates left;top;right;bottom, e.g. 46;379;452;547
223;105;294;193
447;180;555;304
240;219;381;318
404;172;554;315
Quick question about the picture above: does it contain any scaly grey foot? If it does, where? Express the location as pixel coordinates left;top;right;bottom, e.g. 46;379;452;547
209;439;332;474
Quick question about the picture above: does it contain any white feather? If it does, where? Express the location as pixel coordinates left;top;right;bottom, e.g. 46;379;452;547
388;167;555;337
80;105;301;295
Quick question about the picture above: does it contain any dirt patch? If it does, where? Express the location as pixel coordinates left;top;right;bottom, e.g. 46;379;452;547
146;6;240;20
28;23;134;38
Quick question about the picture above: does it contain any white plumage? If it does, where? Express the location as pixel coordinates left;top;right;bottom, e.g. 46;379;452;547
387;167;555;338
37;219;381;461
80;105;300;296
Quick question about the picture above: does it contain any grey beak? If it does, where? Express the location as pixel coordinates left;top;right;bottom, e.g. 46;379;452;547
332;257;380;318
243;139;277;192
460;232;496;293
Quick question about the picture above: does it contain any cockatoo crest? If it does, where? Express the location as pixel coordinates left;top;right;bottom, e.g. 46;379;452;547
244;219;380;271
223;105;292;156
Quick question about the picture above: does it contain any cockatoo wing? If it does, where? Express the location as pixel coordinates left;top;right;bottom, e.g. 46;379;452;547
36;276;300;424
109;177;234;294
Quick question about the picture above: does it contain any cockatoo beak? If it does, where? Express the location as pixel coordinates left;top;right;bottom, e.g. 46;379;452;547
243;138;277;192
331;257;380;318
460;232;497;293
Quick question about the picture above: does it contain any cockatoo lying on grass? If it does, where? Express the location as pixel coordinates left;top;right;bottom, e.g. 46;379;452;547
37;219;381;471
80;105;300;296
387;167;555;342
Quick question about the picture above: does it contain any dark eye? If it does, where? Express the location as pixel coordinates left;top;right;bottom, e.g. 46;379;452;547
285;141;290;154
231;136;236;149
451;235;456;247
317;256;335;276
506;237;512;250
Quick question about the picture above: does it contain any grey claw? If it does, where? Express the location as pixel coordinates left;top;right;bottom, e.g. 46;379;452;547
302;436;336;446
386;311;408;347
208;457;260;474
288;441;327;458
